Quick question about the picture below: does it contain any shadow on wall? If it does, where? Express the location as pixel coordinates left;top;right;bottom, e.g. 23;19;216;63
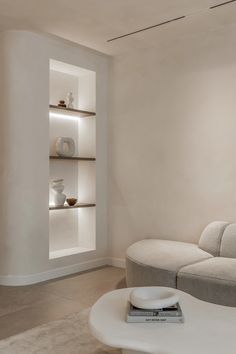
116;277;127;289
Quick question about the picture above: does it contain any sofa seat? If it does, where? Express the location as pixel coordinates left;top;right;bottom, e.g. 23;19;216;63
126;239;212;288
178;257;236;306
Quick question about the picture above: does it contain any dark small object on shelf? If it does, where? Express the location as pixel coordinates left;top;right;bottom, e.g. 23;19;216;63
58;100;67;107
66;198;78;206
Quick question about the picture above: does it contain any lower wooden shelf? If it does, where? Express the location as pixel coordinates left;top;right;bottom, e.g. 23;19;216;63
49;203;96;210
49;246;95;259
50;156;96;161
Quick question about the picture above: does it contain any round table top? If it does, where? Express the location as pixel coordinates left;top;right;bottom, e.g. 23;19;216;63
89;287;236;354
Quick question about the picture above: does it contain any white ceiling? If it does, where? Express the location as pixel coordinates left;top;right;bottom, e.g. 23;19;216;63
0;0;236;55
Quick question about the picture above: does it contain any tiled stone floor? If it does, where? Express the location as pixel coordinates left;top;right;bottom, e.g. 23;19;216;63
0;266;125;340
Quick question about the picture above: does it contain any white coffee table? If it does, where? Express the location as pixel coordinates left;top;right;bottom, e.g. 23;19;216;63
89;287;236;354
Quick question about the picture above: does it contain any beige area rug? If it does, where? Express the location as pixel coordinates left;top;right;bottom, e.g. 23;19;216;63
0;309;121;354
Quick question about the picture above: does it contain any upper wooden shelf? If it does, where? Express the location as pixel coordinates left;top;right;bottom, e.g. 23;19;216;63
49;104;96;118
50;156;96;161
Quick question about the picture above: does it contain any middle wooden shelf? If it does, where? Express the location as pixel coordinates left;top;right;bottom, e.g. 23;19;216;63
50;156;96;161
49;203;96;210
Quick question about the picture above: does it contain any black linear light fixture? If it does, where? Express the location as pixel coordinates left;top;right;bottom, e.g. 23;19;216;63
210;0;236;9
107;0;236;43
107;16;186;42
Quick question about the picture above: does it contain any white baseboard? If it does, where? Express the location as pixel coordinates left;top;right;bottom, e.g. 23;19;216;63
0;257;109;286
108;257;126;269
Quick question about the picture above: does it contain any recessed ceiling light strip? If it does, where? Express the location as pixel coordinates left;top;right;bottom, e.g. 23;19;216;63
210;0;236;9
107;16;185;42
107;0;236;43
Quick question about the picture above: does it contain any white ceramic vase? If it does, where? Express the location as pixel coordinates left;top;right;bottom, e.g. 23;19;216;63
51;179;66;207
56;137;75;157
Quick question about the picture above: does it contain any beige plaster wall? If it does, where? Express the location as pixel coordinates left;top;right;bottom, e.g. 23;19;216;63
109;23;236;258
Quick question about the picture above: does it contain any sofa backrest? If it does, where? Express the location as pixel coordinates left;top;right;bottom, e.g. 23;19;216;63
220;223;236;258
198;221;230;256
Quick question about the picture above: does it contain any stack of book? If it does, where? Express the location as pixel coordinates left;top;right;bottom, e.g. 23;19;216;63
126;302;184;323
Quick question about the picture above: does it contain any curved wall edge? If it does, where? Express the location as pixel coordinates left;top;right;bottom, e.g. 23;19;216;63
0;257;109;286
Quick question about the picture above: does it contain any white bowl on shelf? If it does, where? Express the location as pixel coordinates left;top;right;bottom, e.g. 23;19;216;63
130;287;179;309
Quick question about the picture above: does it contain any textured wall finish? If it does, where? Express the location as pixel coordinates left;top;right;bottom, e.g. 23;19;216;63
109;23;236;258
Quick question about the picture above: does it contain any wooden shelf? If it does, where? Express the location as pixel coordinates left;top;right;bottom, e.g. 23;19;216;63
49;203;96;210
50;156;96;161
49;104;96;118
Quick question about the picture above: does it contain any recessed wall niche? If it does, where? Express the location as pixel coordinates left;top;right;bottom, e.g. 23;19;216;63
49;59;96;259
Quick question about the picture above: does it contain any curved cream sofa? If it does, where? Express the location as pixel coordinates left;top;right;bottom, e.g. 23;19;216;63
126;221;236;306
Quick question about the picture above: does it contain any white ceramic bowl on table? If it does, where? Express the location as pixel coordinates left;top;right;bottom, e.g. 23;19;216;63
130;287;179;309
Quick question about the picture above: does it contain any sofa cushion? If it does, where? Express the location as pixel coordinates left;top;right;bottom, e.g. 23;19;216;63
220;223;236;258
178;257;236;306
126;239;212;288
198;221;230;256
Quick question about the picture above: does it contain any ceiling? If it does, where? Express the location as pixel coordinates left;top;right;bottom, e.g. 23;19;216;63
0;0;236;55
